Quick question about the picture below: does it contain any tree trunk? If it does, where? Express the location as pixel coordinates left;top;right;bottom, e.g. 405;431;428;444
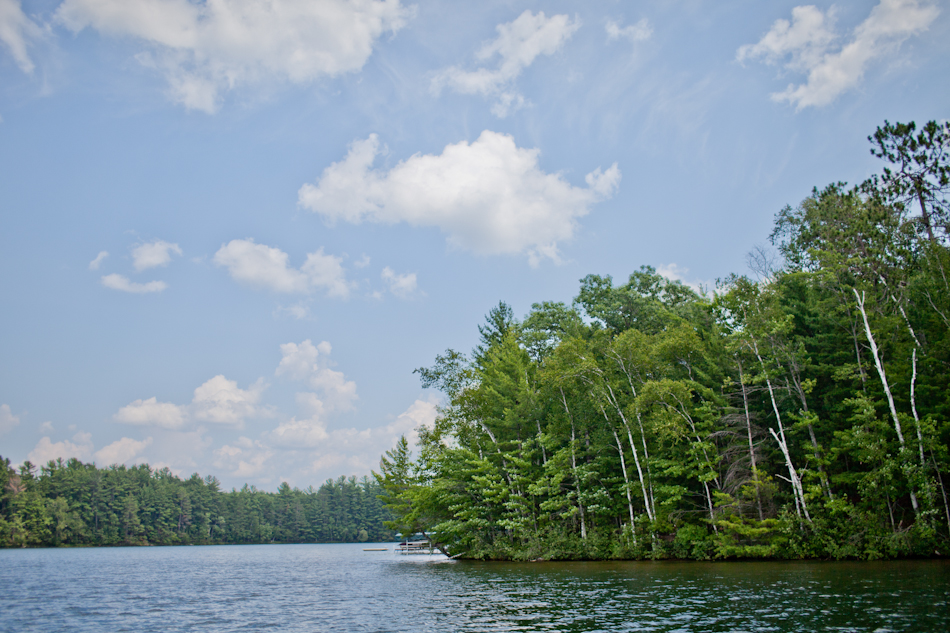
608;417;637;542
560;388;587;539
604;383;653;521
853;288;919;514
752;339;811;522
737;358;764;520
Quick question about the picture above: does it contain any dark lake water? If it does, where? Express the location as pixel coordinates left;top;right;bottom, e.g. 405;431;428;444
1;544;947;632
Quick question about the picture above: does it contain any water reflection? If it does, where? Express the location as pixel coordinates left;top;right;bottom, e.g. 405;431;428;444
391;559;950;632
1;545;946;633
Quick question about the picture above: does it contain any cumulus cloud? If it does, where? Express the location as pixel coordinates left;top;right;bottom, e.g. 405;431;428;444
213;436;273;478
115;376;267;429
88;251;109;270
267;396;437;479
298;131;620;266
381;267;418;299
431;10;579;117
132;239;182;271
115;397;187;429
214;239;350;298
384;397;438;448
101;273;168;293
0;403;19;435
28;432;94;465
55;0;412;112
276;340;357;412
192;375;267;426
94;436;153;466
267;416;329;449
605;18;652;43
737;0;939;109
0;0;41;74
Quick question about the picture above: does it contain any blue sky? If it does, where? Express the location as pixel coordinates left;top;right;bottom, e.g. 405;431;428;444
1;0;947;490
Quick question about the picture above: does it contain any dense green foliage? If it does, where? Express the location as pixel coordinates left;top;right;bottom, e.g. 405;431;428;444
376;120;950;561
0;457;394;547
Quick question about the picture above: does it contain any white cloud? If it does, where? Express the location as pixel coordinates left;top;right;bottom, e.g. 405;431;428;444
354;254;371;269
214;239;350;298
28;432;94;465
301;248;351;298
88;251;109;270
276;339;357;412
384;397;438;448
192;375;267;426
114;397;186;429
213;436;273;478
115;376;266;429
214;239;309;293
101;273;168;293
0;0;41;74
56;0;412;113
737;5;837;72
266;396;437;481
298;131;620;266
0;403;19;435
737;0;939;109
274;302;311;320
605;18;652;43
132;239;182;271
276;339;331;380
431;10;580;117
94;436;153;466
381;266;418;299
267;416;329;449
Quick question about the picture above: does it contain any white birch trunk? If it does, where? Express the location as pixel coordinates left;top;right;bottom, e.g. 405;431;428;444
612;354;657;519
560;388;587;539
911;349;926;469
853;288;919;513
738;358;764;520
608;418;637;541
752;339;811;522
604;383;653;521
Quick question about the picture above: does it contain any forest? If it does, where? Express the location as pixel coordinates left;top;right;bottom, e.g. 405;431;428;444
375;120;950;561
0;457;395;547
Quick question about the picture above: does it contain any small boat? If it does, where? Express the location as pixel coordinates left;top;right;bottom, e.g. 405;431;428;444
362;547;388;551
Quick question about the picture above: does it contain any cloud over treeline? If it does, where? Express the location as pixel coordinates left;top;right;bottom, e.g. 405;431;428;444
299;131;620;266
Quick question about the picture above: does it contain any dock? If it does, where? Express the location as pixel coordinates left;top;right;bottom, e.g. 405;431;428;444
394;539;436;555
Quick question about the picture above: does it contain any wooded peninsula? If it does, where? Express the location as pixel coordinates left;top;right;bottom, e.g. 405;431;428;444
374;120;950;561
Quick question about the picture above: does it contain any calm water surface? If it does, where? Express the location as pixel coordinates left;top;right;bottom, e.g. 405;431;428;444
1;544;947;632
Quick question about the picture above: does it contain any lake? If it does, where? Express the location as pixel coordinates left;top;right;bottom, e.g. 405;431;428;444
1;544;947;632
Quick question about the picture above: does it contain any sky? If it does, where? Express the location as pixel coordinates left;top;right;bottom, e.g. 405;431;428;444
1;0;947;490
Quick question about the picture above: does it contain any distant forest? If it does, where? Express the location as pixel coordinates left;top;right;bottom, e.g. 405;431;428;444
376;120;950;560
0;457;394;547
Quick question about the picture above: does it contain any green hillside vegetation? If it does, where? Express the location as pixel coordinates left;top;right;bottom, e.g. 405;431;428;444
375;120;950;561
0;457;394;547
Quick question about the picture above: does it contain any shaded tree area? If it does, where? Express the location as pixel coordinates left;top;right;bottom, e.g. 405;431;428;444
0;457;394;548
376;120;950;561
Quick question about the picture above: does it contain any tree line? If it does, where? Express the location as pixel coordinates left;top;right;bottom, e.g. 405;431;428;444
0;456;395;547
375;120;950;561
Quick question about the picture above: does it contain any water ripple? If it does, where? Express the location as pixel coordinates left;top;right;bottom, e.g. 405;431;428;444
1;546;948;632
